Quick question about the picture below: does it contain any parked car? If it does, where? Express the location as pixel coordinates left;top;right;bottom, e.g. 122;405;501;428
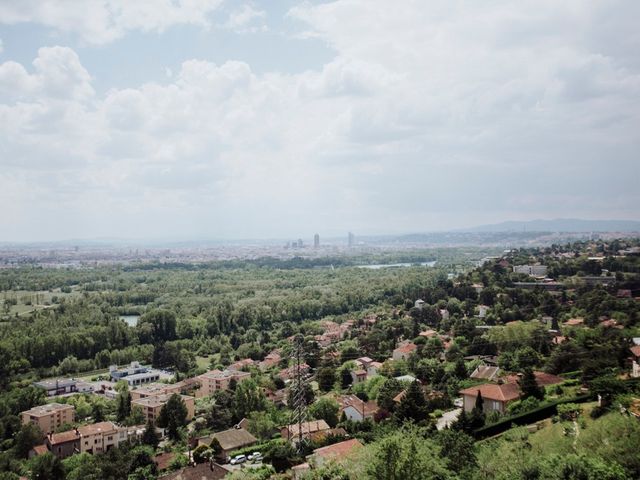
248;452;261;461
230;455;246;465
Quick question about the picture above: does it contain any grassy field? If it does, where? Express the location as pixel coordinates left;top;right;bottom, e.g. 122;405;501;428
1;288;80;317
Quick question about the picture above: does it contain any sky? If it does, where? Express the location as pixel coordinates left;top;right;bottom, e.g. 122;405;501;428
0;0;639;242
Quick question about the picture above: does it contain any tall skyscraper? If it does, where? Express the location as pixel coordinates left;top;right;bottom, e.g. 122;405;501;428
314;233;320;248
348;232;355;247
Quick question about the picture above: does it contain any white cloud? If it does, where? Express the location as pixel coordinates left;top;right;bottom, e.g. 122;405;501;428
1;1;640;240
0;0;223;44
223;4;267;33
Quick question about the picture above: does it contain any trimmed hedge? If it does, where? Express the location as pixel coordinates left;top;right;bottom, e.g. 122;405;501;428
472;394;591;440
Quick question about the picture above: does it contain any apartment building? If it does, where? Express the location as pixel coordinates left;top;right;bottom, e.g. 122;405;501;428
195;369;251;398
21;403;75;434
131;393;195;423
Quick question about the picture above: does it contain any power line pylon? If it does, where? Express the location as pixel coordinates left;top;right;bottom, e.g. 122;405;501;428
291;334;309;454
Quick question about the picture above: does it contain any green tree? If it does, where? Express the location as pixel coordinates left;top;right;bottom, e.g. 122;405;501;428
246;411;276;441
192;444;211;464
317;367;337;392
394;381;427;423
435;429;477;474
116;388;132;422
141;418;159;449
309;397;340;428
13;423;43;459
29;453;65;480
518;368;544;401
232;380;267;421
209;437;224;462
376;378;402;412
365;426;453;480
157;394;188;441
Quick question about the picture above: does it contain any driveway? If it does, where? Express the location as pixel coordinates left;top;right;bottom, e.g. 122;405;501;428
437;408;462;430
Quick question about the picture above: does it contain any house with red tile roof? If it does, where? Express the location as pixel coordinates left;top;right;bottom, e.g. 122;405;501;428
392;342;417;361
459;383;521;414
308;439;363;468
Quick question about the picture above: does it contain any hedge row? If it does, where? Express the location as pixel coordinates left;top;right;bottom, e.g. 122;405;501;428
472;394;592;440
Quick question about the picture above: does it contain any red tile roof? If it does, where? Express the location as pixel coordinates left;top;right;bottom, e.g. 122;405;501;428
459;382;521;402
312;439;362;460
49;430;79;445
394;343;417;354
32;444;49;456
630;345;640;357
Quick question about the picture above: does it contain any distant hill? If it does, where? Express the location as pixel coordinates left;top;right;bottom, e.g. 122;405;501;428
465;218;640;233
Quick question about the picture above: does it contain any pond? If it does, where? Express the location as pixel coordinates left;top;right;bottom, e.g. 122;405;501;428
120;315;140;327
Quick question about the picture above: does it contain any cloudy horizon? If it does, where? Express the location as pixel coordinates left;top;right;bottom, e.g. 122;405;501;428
1;1;639;242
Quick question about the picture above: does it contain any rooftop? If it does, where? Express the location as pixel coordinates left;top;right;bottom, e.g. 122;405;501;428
211;428;257;452
312;438;363;461
49;430;79;445
23;403;73;416
77;421;118;437
459;382;521;402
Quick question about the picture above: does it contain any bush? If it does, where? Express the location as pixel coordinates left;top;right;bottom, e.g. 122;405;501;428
589;405;608;419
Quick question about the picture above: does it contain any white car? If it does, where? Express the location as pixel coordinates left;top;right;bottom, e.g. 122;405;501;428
248;452;261;462
230;455;246;465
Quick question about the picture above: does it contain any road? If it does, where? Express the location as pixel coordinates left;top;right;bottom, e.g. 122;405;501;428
437;408;462;430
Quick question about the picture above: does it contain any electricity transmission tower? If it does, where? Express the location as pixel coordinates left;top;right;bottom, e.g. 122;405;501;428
291;334;309;454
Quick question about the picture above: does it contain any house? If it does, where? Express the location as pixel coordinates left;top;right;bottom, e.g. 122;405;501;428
161;462;231;480
513;265;548;277
259;351;282;371
281;420;330;444
278;363;310;382
228;358;255;372
29;444;49;459
196;369;251;398
470;365;501;381
415;299;425;310
45;429;80;459
419;329;438;339
21;403;75;434
502;371;564;388
355;357;373;369
477;305;489;318
350;369;367;385
564;318;585;327
308;439;363;468
630;346;640;378
459;383;521;414
33;379;80;397
336;395;378;422
131;393;195;423
198;428;257;457
154;452;176;472
392;342;417;361
366;361;383;377
77;421;126;454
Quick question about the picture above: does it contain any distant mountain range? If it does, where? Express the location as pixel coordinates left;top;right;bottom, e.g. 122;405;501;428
465;218;640;233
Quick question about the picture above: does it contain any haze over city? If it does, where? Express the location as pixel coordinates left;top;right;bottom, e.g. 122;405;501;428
1;1;639;242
